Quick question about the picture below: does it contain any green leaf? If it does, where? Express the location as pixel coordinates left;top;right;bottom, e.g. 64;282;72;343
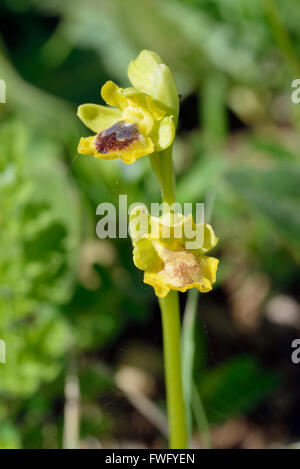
199;356;278;424
249;136;298;161
0;120;80;395
226;164;300;252
182;289;199;440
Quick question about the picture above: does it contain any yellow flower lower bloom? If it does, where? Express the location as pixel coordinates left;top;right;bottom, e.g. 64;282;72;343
77;81;175;165
130;207;219;298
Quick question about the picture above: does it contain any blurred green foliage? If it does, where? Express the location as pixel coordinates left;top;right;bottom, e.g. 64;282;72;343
0;0;300;448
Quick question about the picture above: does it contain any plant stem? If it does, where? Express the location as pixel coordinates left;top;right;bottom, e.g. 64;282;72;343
150;146;175;206
159;147;176;206
159;291;188;449
152;144;188;448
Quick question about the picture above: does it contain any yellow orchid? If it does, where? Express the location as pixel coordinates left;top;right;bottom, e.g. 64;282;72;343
75;49;219;449
77;51;177;165
129;206;219;298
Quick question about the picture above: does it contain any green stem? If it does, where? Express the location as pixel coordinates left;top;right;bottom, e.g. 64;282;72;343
159;291;188;449
151;144;187;448
150;146;175;206
160;147;176;206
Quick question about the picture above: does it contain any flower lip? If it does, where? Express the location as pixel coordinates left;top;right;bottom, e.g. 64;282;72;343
94;120;140;154
158;245;201;287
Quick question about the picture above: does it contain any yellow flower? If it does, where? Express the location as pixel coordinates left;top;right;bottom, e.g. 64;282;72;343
77;51;177;165
129;206;219;298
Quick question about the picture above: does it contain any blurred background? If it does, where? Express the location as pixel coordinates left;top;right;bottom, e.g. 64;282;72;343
0;0;300;449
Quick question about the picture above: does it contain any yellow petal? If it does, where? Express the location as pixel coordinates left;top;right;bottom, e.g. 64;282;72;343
78;136;98;157
154;115;175;151
122;102;154;136
122;91;166;136
77;104;121;133
101;81;128;110
153;64;179;117
133;238;164;272
144;272;170;298
128;50;179;118
127;50;163;96
141;95;166;121
196;255;219;287
129;205;151;242
201;224;219;253
181;217;218;253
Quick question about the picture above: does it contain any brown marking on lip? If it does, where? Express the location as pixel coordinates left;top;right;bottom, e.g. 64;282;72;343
159;248;200;287
94;121;139;154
